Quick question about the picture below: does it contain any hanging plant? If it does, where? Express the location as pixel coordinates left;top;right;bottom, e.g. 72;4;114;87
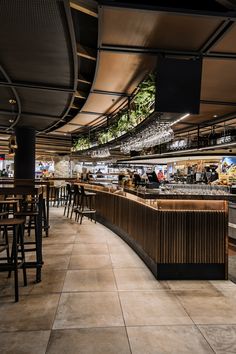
133;74;155;120
72;73;156;150
73;136;91;151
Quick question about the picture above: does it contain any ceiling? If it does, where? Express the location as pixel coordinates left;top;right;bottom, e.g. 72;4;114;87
1;0;236;158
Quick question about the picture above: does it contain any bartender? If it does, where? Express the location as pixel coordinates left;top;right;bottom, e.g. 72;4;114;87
146;169;160;188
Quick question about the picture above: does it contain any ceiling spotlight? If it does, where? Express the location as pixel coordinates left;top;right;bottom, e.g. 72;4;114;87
213;114;218;118
9;99;16;104
9;119;14;123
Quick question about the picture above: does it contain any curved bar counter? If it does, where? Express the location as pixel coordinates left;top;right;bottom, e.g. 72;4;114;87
82;184;233;280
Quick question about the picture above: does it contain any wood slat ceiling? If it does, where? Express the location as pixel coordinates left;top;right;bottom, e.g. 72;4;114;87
59;1;236;142
2;1;236;157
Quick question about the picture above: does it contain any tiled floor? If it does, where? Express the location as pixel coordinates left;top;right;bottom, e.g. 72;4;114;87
1;207;236;353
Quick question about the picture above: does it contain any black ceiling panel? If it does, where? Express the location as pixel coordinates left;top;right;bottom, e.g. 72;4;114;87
0;0;75;87
19;115;59;130
17;88;72;117
0;87;16;111
0;114;14;128
0;0;77;132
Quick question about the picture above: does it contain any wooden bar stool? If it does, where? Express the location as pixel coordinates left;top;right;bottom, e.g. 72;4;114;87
0;200;18;216
70;184;80;219
76;186;96;224
0;218;27;302
63;184;74;217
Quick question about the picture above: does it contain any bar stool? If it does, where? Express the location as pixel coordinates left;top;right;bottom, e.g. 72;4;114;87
70;184;80;219
0;218;27;302
0;211;10;260
14;202;40;252
76;185;96;224
63;184;74;217
0;200;18;215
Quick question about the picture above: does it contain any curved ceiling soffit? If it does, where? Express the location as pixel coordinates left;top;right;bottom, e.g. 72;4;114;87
50;1;98;135
57;3;156;135
39;0;78;134
0;0;77;134
40;4;78;134
0;63;21;131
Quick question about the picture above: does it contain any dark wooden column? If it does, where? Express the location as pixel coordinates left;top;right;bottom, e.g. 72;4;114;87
14;127;35;182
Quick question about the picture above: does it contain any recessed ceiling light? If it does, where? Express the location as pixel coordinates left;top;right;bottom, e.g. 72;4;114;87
9;119;14;123
213;114;218;118
9;99;16;104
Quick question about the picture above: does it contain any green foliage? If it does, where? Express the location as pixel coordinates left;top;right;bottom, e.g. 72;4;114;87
73;74;156;149
73;136;91;151
133;74;155;119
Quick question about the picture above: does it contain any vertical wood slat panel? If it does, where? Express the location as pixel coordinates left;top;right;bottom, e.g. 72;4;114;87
89;190;227;267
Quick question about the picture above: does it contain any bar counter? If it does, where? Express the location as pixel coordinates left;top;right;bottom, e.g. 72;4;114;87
83;183;230;280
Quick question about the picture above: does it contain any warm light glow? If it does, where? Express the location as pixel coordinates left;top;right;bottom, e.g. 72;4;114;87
170;113;190;126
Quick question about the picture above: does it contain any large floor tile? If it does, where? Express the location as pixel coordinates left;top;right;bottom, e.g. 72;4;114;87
47;327;131;354
43;235;76;244
53;292;124;329
63;269;117;292
0;330;50;354
198;325;236;354
210;280;236;292
106;235;128;246
69;254;112;269
0;294;60;331
72;243;109;255
43;244;73;256
176;290;236;324
74;234;107;244
110;253;146;269
127;325;214;354
114;268;167;290
0;274;34;298
42;255;70;270
167;280;216;291
119;290;192;326
108;244;135;255
31;270;66;294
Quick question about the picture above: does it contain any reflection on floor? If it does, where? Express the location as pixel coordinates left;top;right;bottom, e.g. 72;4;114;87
1;207;236;353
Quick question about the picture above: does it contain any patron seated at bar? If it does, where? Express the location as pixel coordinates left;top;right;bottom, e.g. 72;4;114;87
157;169;165;182
0;169;8;177
133;171;141;187
96;169;103;178
146;169;160;188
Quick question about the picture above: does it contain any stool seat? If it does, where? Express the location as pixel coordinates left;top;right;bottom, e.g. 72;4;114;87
15;211;39;216
0;211;9;217
5;197;23;201
0;218;25;226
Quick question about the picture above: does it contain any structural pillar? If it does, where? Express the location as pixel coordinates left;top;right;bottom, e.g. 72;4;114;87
14;126;35;183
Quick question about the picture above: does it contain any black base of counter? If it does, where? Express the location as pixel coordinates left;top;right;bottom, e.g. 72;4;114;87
157;263;226;280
